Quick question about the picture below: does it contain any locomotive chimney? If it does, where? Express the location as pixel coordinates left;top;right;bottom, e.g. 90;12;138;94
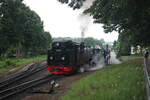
81;27;86;42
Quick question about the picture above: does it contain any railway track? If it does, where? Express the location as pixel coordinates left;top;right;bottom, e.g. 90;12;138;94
0;74;61;100
0;63;46;91
0;62;47;90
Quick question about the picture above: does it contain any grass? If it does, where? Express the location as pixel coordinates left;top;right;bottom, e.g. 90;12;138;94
0;55;46;73
61;58;146;100
120;56;143;61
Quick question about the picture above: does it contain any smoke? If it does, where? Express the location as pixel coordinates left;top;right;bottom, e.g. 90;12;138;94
85;52;121;71
81;0;95;9
109;52;121;64
78;14;91;39
78;0;95;39
84;54;105;71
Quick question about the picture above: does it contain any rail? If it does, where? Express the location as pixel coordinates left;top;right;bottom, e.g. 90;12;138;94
0;75;61;100
0;62;47;89
144;51;150;100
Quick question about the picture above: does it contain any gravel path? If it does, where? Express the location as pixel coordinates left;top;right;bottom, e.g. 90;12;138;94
23;71;96;100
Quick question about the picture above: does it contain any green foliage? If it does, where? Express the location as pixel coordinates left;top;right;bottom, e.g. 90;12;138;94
0;55;46;73
117;31;131;56
58;0;85;10
0;0;52;58
113;41;119;52
84;37;104;46
58;0;150;47
61;59;145;100
119;56;142;62
4;59;16;68
84;0;150;47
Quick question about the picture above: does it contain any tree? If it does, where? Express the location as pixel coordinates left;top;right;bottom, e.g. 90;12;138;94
0;0;52;58
58;0;150;47
113;40;119;53
58;0;85;10
84;37;104;47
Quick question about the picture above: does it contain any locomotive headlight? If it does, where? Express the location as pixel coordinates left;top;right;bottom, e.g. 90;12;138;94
61;57;65;60
56;43;59;46
50;56;53;60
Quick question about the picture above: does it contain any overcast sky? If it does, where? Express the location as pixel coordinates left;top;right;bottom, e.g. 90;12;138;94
23;0;118;42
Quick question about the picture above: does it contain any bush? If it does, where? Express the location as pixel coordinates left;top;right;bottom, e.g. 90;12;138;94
4;59;16;68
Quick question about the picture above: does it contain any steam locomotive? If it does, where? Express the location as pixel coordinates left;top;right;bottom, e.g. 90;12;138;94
47;40;94;75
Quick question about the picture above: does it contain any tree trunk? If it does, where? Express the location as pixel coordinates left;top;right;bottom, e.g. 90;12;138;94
16;42;23;58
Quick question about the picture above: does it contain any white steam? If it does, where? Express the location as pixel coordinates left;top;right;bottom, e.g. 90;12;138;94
85;52;121;71
78;0;95;39
109;52;121;64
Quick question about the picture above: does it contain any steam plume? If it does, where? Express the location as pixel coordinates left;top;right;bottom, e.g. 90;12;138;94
78;0;95;40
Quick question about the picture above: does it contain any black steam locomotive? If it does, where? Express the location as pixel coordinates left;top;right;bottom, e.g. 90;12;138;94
47;40;94;75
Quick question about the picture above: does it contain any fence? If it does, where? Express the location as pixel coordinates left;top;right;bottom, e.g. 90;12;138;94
144;52;150;100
